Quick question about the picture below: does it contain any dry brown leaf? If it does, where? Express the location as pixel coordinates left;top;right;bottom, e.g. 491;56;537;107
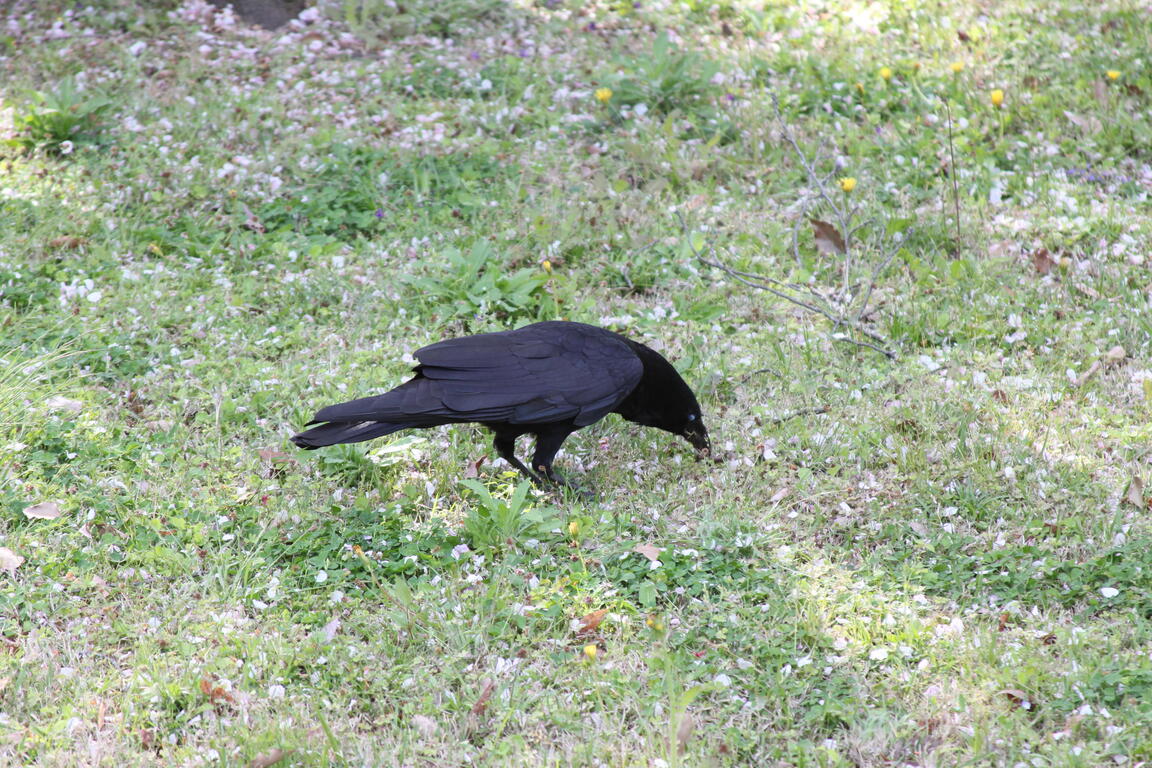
200;678;237;705
48;236;88;250
249;748;291;768
810;219;846;255
676;713;696;752
633;543;663;562
0;547;24;575
471;679;495;715
991;389;1009;404
1125;476;1145;509
1031;248;1057;275
463;456;484;479
576;609;609;636
24;501;62;520
996;688;1032;709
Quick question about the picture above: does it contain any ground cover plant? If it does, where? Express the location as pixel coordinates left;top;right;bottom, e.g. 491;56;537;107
2;0;1151;765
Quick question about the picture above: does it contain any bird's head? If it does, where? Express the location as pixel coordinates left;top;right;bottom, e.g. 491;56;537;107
680;412;712;458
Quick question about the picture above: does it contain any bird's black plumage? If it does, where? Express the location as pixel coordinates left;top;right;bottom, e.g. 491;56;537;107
291;321;710;485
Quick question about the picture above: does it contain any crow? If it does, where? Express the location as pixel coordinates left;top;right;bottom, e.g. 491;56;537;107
291;321;711;485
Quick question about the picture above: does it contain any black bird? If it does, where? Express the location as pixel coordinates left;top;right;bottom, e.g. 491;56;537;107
291;321;711;485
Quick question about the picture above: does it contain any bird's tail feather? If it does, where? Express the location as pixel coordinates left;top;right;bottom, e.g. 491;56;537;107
290;421;408;449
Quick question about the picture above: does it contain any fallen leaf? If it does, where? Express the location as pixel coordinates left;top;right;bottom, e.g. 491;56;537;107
676;712;696;752
1125;476;1145;509
991;389;1009;404
249;749;291;768
0;548;24;575
998;612;1010;632
996;688;1032;710
1031;248;1057;275
633;543;663;562
48;235;88;249
809;218;846;255
576;609;609;636
463;456;484;479
200;678;237;706
471;679;495;715
44;396;83;413
23;501;62;520
769;486;791;504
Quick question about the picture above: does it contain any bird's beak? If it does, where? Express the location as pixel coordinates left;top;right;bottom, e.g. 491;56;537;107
686;430;712;458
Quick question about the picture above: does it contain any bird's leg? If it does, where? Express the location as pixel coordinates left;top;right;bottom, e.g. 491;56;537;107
530;429;578;488
492;433;540;483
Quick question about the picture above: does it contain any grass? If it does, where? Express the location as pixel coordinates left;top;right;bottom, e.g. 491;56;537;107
2;0;1152;764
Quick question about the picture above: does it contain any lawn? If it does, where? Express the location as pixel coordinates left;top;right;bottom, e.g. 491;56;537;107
2;0;1152;765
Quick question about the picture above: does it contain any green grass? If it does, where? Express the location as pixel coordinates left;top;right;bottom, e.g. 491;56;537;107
2;0;1152;764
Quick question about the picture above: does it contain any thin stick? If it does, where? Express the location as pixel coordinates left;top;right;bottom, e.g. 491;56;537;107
769;405;829;425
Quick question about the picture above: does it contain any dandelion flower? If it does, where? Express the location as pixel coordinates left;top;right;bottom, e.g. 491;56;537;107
838;177;857;193
567;520;579;536
594;87;613;103
879;66;892;81
1106;70;1121;81
950;61;964;74
542;259;553;274
583;644;599;660
990;88;1004;107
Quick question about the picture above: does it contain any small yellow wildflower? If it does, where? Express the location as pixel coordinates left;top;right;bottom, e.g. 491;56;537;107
646;616;664;631
879;66;893;81
838;177;857;193
594;87;613;103
950;61;965;74
1106;70;1121;81
542;259;553;274
990;88;1005;107
854;82;864;94
583;644;599;660
567;520;580;536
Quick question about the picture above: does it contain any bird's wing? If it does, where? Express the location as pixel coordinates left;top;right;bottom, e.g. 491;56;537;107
414;323;644;426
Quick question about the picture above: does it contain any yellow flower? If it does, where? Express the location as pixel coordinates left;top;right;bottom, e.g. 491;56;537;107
542;259;553;274
990;88;1005;107
838;177;857;193
646;616;664;631
567;520;579;536
594;87;613;103
950;61;965;74
879;66;892;81
583;644;599;660
854;82;864;94
1106;70;1121;81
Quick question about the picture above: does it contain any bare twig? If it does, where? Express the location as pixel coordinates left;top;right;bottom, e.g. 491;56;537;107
769;405;829;425
679;212;895;357
739;367;784;383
